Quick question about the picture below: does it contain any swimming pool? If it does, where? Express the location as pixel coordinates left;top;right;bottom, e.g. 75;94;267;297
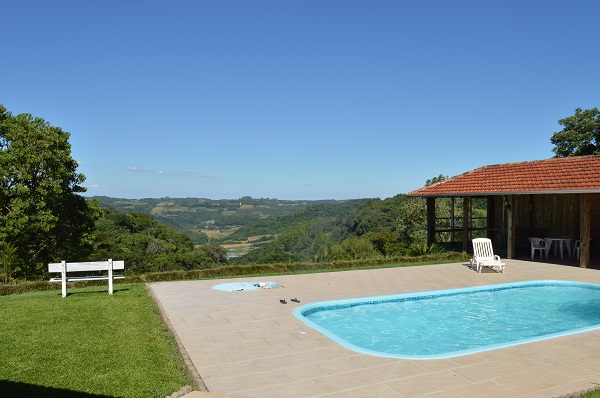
293;280;600;359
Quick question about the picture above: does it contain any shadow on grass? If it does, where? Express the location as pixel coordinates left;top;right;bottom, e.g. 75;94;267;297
48;286;132;297
0;380;113;397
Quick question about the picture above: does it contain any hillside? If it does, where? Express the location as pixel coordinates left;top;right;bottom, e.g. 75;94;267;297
91;195;485;264
91;196;343;244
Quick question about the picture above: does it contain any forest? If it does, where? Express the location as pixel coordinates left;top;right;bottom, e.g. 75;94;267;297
90;193;486;269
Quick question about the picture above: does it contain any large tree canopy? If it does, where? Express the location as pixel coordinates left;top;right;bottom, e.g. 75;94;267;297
550;107;600;157
0;105;99;280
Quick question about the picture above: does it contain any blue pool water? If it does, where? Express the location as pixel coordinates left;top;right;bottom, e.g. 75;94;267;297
293;280;600;359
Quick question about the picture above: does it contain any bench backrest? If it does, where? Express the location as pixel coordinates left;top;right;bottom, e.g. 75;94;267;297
472;238;495;259
48;260;125;273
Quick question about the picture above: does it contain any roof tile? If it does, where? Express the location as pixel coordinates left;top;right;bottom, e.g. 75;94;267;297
409;156;600;196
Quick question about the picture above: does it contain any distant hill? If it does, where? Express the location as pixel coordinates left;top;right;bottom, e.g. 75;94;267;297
90;195;485;264
91;196;345;244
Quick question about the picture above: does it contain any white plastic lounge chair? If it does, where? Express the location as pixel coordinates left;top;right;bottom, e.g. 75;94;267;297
470;238;505;273
528;237;547;259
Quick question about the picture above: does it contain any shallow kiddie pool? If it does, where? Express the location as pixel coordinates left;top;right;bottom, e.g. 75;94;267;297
212;281;282;292
293;280;600;359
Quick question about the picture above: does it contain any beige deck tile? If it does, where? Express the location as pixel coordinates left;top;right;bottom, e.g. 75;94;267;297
224;348;264;363
450;363;501;383
194;365;221;380
262;333;304;345
521;383;592;398
495;370;562;395
149;260;600;397
214;360;259;378
457;380;520;397
428;381;519;398
179;331;220;345
421;369;472;389
242;369;292;389
447;353;488;367
177;324;227;337
192;351;231;366
312;372;365;393
251;355;296;371
286;337;334;351
257;342;299;357
229;386;279;398
235;319;281;332
411;358;460;372
236;327;276;340
316;357;362;375
318;390;352;398
567;376;600;394
211;331;246;344
525;343;592;364
316;345;357;360
479;357;545;377
199;341;239;354
280;362;332;382
344;366;399;385
202;375;253;393
386;375;440;397
542;361;600;383
347;383;405;397
223;314;258;324
576;355;600;371
234;340;268;351
390;360;429;379
346;353;398;368
272;379;326;398
284;349;327;366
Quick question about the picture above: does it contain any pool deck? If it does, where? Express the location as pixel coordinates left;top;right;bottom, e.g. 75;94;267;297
149;260;600;398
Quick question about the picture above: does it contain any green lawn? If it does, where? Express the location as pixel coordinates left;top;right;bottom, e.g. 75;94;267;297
0;284;192;397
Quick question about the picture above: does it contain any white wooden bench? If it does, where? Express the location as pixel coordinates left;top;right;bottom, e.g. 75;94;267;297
48;259;125;297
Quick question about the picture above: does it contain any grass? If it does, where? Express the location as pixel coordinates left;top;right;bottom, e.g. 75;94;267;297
0;284;192;398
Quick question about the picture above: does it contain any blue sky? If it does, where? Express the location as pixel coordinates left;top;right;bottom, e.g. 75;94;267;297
3;0;599;200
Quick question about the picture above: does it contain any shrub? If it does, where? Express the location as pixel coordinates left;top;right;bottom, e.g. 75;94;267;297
408;242;444;256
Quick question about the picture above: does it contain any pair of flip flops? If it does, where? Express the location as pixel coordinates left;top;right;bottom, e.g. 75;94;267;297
280;298;300;304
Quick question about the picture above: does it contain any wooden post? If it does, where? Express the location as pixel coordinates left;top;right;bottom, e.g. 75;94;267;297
61;260;67;298
487;196;495;240
426;197;436;246
108;259;114;295
507;195;517;259
580;193;591;268
462;197;469;253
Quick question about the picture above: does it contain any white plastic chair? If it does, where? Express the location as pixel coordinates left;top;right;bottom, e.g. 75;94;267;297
573;240;581;260
529;238;547;260
470;238;505;273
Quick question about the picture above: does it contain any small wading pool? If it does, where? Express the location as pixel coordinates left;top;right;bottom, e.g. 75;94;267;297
212;282;281;292
293;280;600;359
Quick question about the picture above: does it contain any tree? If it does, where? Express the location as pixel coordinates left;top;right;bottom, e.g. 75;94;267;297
0;105;99;279
425;174;448;186
330;236;380;261
370;231;404;257
550;107;600;157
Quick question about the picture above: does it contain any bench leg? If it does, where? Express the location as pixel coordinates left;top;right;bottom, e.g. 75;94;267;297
108;259;113;295
61;261;67;298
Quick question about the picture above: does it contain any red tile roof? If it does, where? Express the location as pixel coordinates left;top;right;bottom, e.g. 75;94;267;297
409;156;600;197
